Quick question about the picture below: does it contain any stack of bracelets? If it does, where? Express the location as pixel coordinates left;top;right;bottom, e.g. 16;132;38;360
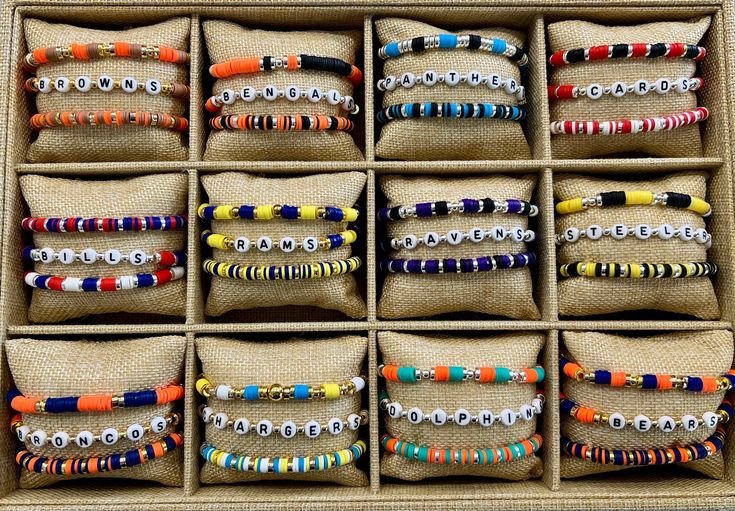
196;374;368;474
21;214;187;292
8;383;184;475
378;197;537;275
24;42;190;133
207;54;362;132
547;42;708;136
378;363;545;466
198;202;362;282
377;34;528;126
560;356;735;466
555;190;717;280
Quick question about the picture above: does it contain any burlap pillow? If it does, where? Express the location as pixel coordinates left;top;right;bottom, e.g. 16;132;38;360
202;20;363;161
560;330;733;479
377;174;540;319
548;17;710;159
24;18;189;163
555;172;719;319
201;172;366;319
6;336;186;488
379;331;544;481
374;18;530;161
197;335;368;486
20;173;188;323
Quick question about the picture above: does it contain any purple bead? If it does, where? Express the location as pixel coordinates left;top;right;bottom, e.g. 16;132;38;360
477;257;491;271
462;198;480;213
526;252;537;265
445;258;457;273
378;208;390;221
514;253;525;267
499;255;511;268
415;202;432;217
407;260;422;273
506;199;522;214
425;260;440;274
22;246;34;260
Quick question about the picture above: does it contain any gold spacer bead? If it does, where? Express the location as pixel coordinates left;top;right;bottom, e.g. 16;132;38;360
268;384;284;401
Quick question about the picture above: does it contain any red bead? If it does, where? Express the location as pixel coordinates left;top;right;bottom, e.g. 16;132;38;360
668;42;685;58
549;51;566;67
100;277;117;291
589;45;608;61
159;251;176;267
631;43;648;57
155;269;172;285
47;277;64;291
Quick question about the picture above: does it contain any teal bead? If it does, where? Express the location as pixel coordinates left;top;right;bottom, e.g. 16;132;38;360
486;448;495;464
444;449;452;465
534;367;546;382
418;446;429;463
477;449;485;465
448;366;465;381
517;442;527;458
397;367;417;382
495;367;511;382
405;442;416;460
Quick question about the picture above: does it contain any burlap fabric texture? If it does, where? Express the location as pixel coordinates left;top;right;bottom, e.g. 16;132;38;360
196;335;369;485
377;174;540;319
6;336;186;488
548;17;710;158
201;172;367;318
379;331;545;481
555;172;719;319
20;173;188;323
203;20;363;161
560;330;733;479
374;18;531;161
24;17;190;163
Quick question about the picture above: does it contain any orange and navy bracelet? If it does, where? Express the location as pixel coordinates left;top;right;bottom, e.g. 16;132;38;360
209;114;353;132
25;76;190;98
7;384;184;414
549;42;706;68
550;107;708;136
24;42;189;70
209;55;363;86
30;111;188;132
379;364;544;383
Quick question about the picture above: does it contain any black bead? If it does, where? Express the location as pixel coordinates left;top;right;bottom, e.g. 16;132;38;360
649;43;667;58
664;192;692;208
434;201;449;216
566;48;586;63
611;44;629;58
468;35;482;49
411;37;425;52
599;191;626;206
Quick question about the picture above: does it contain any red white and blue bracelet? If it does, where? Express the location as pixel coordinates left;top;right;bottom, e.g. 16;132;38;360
24;246;186;266
24;266;185;292
21;215;187;233
549;42;706;67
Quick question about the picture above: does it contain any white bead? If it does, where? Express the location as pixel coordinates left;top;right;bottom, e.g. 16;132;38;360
261;85;278;101
430;408;447;426
585;225;603;240
423;231;440;247
633;79;649;95
75;75;92;92
655;78;671;94
520;404;535;421
119;276;135;290
233;418;250;435
402;234;418;250
658;224;675;240
80;248;97;264
304;420;321;438
343;96;355;111
221;89;236;104
282;85;300;101
633;414;652;432
215;385;232;400
387;402;402;419
29;430;47;447
477;410;494;427
454;408;472;426
100;427;120;445
512;227;525;242
703;411;719;428
302;236;318;253
347;413;362;430
610;81;627;97
328;417;344;435
383;75;397;91
51;431;69;448
504;78;519;95
307;87;322;102
487;73;501;89
500;408;516;426
468;227;485;242
120;77;138;93
280;420;297;438
679;225;694;241
145;79;161;95
444;70;461;86
201;407;213;423
681;414;699;432
151;416;167;433
256;419;273;437
241;86;257;102
466;71;483;87
658;415;676;432
37;77;51;93
256;236;273;252
564;227;580;243
490;226;507;241
39;247;56;263
531;398;543;414
97;75;115;92
279;236;296;253
58;248;76;264
16;425;30;441
75;431;95;448
675;77;689;92
103;249;122;264
54;76;70;93
634;224;651;240
586;83;603;99
129;249;147;265
407;407;424;424
422;70;437;86
610;224;627;240
695;228;709;244
351;376;365;392
234;236;250;253
399;72;416;88
608;412;627;430
126;423;145;441
213;413;229;430
446;229;463;245
61;277;81;292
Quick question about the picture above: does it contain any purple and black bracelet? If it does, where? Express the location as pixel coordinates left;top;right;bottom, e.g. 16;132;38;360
380;251;536;274
378;198;538;222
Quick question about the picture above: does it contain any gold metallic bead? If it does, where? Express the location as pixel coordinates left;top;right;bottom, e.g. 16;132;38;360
258;386;269;400
359;409;369;424
268;384;284;401
344;380;356;394
317;207;326;219
273;205;282;217
600;413;609;424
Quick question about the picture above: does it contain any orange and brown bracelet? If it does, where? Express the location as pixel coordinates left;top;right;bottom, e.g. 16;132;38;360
25;76;189;98
30;110;188;132
24;42;189;70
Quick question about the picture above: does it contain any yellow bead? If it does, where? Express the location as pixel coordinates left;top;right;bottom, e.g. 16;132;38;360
195;378;210;396
204;231;230;249
626;191;654;205
630;264;642;278
556;198;583;215
300;205;318;220
197;203;210;218
344;229;357;244
255;205;274;220
689;196;711;216
213;205;236;220
323;383;341;399
343;208;359;222
585;263;597;277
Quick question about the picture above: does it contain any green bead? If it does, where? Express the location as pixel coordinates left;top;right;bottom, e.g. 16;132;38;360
397;367;417;383
495;367;511;382
448;366;465;381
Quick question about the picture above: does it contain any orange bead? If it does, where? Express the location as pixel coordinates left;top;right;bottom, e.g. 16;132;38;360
434;366;450;381
610;372;627;387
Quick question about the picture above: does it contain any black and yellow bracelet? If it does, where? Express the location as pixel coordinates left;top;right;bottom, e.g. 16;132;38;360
558;261;718;279
203;257;361;281
556;191;711;217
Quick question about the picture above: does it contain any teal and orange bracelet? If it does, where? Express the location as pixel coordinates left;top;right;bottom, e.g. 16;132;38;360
379;364;544;384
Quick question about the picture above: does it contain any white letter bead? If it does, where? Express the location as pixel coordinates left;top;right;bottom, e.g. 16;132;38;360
512;227;524;242
75;431;95;447
504;79;518;94
302;236;318;253
121;77;138;93
675;77;689;91
101;427;119;445
233;418;250;435
126;423;145;441
39;247;55;263
215;385;232;400
279;236;296;253
97;75;114;92
477;410;494;427
234;237;250;253
633;415;652;432
151;416;167;433
703;411;719;428
469;227;485;242
347;413;362;430
500;409;516;426
491;227;507;241
430;408;447;425
634;79;649;95
467;71;483;86
351;376;365;392
145;79;161;95
400;72;416;88
37;78;51;93
564;227;580;243
487;74;501;89
304;420;321;438
586;83;603;99
608;412;627;430
422;70;437;86
75;76;92;92
54;77;70;93
280;420;297;438
634;224;651;240
201;406;213;423
532;398;543;414
681;414;699;432
610;224;627;240
445;70;461;86
407;407;424;425
658;224;674;240
213;413;229;430
586;225;603;240
257;236;273;252
104;249;122;264
129;249;147;265
328;417;344;434
610;81;627;97
285;85;300;101
80;248;97;264
454;408;472;426
520;404;535;421
256;419;274;437
30;430;47;447
221;89;236;104
16;425;30;441
655;78;670;94
241;86;256;102
57;248;75;264
383;76;397;91
658;416;676;432
51;431;69;448
402;234;418;249
307;87;322;102
387;402;402;419
262;86;278;101
447;230;463;245
679;225;694;241
423;232;440;247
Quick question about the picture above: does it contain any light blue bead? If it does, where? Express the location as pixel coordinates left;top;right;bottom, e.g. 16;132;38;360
386;42;400;57
492;38;506;54
439;34;457;48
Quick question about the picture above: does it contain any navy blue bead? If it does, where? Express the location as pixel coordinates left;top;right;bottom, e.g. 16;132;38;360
110;453;121;470
163;435;177;451
282;205;299;220
239;205;255;219
560;399;575;416
324;207;344;221
6;388;21;406
123;217;133;231
45;396;80;413
687;377;704;392
137;273;154;288
641;374;658;390
126;449;142;467
82;277;98;292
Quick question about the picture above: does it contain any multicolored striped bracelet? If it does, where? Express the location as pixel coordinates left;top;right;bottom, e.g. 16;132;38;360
200;439;366;474
381;251;536;275
379;198;537;221
24;42;190;69
380;390;545;426
383;226;535;251
30;111;189;131
555;224;711;247
16;433;184;475
377;102;526;124
557;261;718;279
379;364;545;384
378;34;529;72
548;77;702;100
202;230;357;253
23;246;186;266
196;374;366;401
560;356;735;393
549;42;706;68
203;257;361;281
12;412;181;449
209;55;363;85
24;266;185;292
549;107;709;136
7;384;184;414
560;394;732;433
209;114;353;132
561;426;725;466
378;71;525;102
381;433;543;465
555;190;711;217
25;76;190;98
21;215;187;233
206;86;358;114
197;203;358;222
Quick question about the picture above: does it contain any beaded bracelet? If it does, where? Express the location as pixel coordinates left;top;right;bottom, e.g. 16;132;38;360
549;43;706;68
381;433;543;466
21;215;187;233
559;357;735;393
555;191;711;217
199;405;368;438
24;266;185;292
202;230;357;253
380;390;545;427
379;198;538;221
558;261;718;279
383;226;535;251
377;102;526;125
7;384;184;414
377;71;525;102
549;107;709;136
203;257;361;281
195;374;366;402
24;43;190;69
555;225;711;247
12;412;181;449
25;76;190;98
205;86;358;114
200;439;366;474
381;252;536;275
24;246;187;266
198;203;358;222
560;394;732;433
209;114;353;132
561;426;725;466
548;77;703;100
379;364;545;384
378;34;529;72
30;111;188;131
209;55;363;86
16;433;184;475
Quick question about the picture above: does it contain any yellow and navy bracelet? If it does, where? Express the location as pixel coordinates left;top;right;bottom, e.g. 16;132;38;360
555;191;711;217
198;203;359;222
203;257;361;281
196;374;366;401
558;261;717;279
201;229;357;253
